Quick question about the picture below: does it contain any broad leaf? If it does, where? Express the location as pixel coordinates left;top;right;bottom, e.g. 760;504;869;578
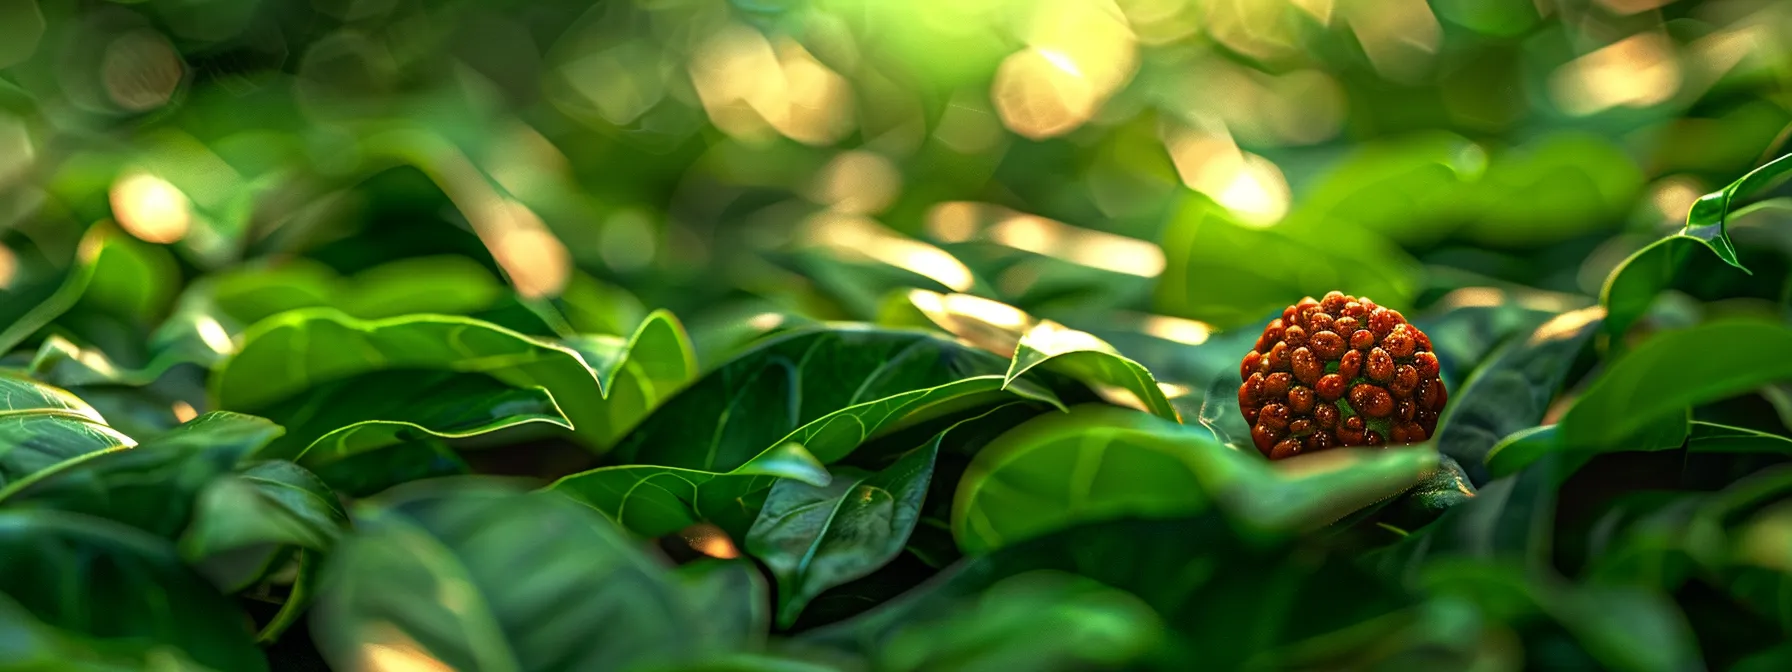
1601;153;1791;338
312;479;728;672
214;308;693;451
809;515;1409;669
868;570;1165;672
1006;320;1177;421
747;407;1014;627
606;325;1051;471
550;443;832;538
0;509;266;671
901;289;1178;420
0;372;135;488
952;404;1439;554
1435;306;1603;483
1559;318;1792;450
0;412;283;539
251;370;571;469
182;460;349;575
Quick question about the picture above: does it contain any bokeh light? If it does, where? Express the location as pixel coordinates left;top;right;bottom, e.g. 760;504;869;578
109;172;192;244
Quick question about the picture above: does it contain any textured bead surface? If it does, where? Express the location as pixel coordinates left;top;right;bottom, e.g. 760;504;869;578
1237;292;1447;459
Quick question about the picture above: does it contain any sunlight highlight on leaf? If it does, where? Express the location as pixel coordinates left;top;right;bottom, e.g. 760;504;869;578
1163;125;1290;225
803;212;975;292
356;624;456;672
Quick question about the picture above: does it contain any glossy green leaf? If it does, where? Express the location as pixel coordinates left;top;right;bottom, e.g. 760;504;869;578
251;370;571;469
953;404;1439;554
0;372;135;489
748;408;1015;627
1601;154;1792;338
1006;320;1177;421
0;412;282;539
556;309;699;443
212;310;612;447
0;510;266;671
550;442;831;538
1435;306;1603;483
312;479;727;672
899;289;1175;419
1685;420;1792;454
1560;318;1792;450
607;326;1051;471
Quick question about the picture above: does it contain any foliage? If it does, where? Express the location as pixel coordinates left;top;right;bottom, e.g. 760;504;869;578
4;0;1792;670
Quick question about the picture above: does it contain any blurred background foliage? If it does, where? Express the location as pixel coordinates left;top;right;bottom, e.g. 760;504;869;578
4;0;1791;364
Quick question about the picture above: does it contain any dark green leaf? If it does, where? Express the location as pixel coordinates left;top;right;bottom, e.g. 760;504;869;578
550;442;832;538
607;326;1051;471
672;559;771;646
809;515;1409;670
0;412;283;539
1435;306;1602;483
1559;318;1792;450
0;510;266;671
312;479;726;672
748;407;1013;627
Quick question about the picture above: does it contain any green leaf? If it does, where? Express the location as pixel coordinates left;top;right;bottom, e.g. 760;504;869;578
549;442;832;539
952;404;1439;554
607;326;1051;472
1155;194;1421;329
1600;154;1792;338
871;570;1165;672
0;412;283;539
0;590;221;671
0;510;267;671
1435;306;1603;483
251;370;571;470
1685;420;1792;454
0;372;135;488
809;515;1408;670
1006;319;1177;421
213;310;615;448
748;407;1013;627
672;559;770;646
1372;454;1578;578
556;309;699;443
0;225;109;356
27;335;172;387
1418;561;1703;672
1559;318;1792;451
312;479;726;672
181;460;348;573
